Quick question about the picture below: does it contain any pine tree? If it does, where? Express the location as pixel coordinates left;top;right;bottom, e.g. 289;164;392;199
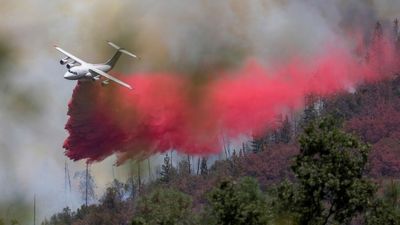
279;115;292;144
177;158;190;176
160;154;175;183
374;21;383;41
200;157;208;175
300;95;321;130
250;136;265;153
393;19;399;41
395;19;400;54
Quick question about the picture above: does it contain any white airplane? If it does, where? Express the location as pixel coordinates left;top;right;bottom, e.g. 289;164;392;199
55;41;138;90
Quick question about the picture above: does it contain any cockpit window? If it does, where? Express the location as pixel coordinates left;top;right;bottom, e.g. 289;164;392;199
68;70;78;75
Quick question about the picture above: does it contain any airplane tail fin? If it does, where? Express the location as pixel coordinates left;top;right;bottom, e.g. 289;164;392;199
105;41;139;68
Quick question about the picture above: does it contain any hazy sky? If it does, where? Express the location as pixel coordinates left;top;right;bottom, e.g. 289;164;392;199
0;0;399;223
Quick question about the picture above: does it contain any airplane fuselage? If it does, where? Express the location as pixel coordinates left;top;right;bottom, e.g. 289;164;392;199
64;64;112;81
56;42;134;89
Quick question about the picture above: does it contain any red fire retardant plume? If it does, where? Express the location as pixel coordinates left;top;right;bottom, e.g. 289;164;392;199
63;39;400;163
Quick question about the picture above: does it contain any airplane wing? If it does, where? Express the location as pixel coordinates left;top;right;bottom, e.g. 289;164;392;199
54;45;86;65
89;67;133;90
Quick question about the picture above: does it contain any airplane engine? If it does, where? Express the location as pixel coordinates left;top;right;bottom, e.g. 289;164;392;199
60;58;68;65
66;63;76;69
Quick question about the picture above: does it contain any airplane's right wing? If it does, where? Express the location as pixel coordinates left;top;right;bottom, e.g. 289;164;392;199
89;67;132;90
54;46;86;65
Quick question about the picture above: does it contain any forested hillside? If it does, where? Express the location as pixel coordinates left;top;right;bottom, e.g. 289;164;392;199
41;73;400;225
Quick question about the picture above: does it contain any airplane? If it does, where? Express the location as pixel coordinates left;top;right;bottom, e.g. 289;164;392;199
55;41;138;90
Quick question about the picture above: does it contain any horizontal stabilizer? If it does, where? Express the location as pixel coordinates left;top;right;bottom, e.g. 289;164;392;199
107;41;139;59
107;41;121;50
120;49;138;58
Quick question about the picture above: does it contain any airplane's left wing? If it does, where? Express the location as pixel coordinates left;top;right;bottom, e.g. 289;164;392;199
89;67;132;90
54;46;86;65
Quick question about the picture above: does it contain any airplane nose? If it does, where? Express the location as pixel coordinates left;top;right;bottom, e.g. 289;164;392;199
64;72;75;80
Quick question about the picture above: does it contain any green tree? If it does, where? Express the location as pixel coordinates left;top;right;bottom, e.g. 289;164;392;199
160;154;176;183
276;117;375;225
363;180;400;225
364;199;400;225
383;180;400;210
101;186;124;214
251;136;266;153
41;207;73;225
207;177;270;225
200;158;208;175
279;115;292;144
177;159;190;176
132;188;196;225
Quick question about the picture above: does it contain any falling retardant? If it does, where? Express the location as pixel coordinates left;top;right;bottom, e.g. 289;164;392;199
63;36;400;164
